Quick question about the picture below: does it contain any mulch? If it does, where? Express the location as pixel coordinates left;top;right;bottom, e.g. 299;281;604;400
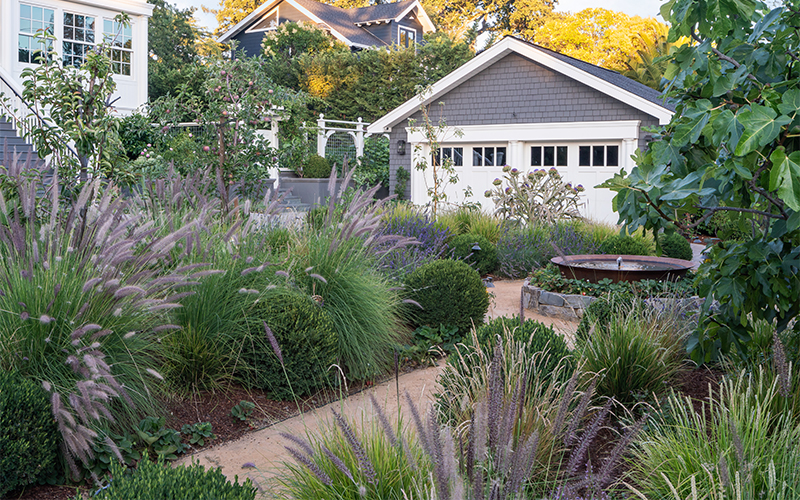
8;371;413;500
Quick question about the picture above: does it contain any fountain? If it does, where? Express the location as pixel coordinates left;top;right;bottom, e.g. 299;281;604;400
550;254;694;283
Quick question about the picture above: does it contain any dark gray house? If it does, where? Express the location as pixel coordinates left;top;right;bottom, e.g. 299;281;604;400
217;0;435;57
367;36;675;223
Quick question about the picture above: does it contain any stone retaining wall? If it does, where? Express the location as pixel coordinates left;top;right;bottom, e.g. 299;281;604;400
522;278;705;321
521;279;596;320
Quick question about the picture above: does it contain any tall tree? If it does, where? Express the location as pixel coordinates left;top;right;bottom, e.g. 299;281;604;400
421;0;556;40
205;0;261;36
620;25;676;90
148;0;203;100
533;8;668;72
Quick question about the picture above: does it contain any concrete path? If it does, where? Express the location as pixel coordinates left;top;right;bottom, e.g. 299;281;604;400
175;279;578;493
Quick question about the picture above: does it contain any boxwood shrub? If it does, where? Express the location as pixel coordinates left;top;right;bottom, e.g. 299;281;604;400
473;316;573;384
0;371;60;497
404;259;490;337
598;235;652;256
94;456;256;500
449;233;499;275
303;155;332;179
659;232;693;261
239;289;338;399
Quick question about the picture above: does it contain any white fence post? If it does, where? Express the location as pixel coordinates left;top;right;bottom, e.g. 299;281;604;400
317;114;326;157
355;117;365;158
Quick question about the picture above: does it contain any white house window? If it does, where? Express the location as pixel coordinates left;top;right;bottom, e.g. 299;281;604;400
18;4;55;63
63;13;96;68
472;146;506;167
432;147;463;167
578;145;619;167
531;146;567;167
104;19;132;76
399;27;416;48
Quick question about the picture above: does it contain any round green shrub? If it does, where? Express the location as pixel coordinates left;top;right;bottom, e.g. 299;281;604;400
0;371;60;497
239;289;338;400
303;155;332;179
658;232;693;261
473;316;573;382
449;233;499;275
598;235;652;256
95;455;256;500
404;259;490;337
576;292;636;342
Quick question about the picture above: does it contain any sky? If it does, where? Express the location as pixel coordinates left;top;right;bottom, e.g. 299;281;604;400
175;0;666;36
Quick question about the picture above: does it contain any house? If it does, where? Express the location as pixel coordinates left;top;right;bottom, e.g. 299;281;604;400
217;0;435;57
0;0;153;115
366;36;675;223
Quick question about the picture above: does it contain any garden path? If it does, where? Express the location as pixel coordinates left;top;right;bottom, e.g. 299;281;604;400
175;279;578;494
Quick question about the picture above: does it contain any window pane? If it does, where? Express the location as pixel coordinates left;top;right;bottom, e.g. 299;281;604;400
543;146;555;166
122;51;131;63
607;145;619;166
21;4;31;19
399;31;407;47
45;10;54;26
19;35;30;62
104;19;112;33
496;147;506;166
579;146;590;166
453;148;463;166
593;146;605;166
431;149;440;166
485;147;495;166
64;13;73;26
557;146;568;166
32;6;42;20
531;146;541;166
473;148;483;167
64;27;73;40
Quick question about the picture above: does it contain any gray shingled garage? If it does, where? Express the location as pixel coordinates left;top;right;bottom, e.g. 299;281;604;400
367;36;675;223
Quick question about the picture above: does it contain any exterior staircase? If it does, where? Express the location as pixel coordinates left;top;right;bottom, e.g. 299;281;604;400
274;189;311;212
0;116;47;167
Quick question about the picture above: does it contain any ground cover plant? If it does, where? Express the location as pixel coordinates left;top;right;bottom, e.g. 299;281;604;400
529;264;697;298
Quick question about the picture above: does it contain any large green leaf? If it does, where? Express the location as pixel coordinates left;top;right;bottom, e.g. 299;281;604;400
734;104;791;156
769;148;800;211
778;89;800;117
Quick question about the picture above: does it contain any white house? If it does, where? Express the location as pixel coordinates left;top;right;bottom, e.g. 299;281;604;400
0;0;153;115
367;36;675;223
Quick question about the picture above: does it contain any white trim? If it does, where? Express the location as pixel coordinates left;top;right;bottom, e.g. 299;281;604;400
406;120;643;144
245;6;279;33
66;0;152;16
394;0;435;33
217;0;353;46
397;25;416;48
367;37;673;134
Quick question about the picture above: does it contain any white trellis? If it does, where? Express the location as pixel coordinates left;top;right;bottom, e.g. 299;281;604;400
315;114;368;158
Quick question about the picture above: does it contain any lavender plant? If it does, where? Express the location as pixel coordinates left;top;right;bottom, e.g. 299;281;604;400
375;204;452;279
485;167;585;226
497;222;598;279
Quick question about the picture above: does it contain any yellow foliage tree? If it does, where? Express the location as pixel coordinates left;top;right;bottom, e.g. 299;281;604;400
533;8;668;72
204;0;261;36
421;0;555;41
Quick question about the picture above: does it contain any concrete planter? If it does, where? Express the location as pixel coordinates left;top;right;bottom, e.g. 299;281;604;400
279;171;354;207
230;178;275;201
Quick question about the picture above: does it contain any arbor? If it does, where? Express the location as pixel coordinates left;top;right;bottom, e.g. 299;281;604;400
533;9;668;72
600;0;800;363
